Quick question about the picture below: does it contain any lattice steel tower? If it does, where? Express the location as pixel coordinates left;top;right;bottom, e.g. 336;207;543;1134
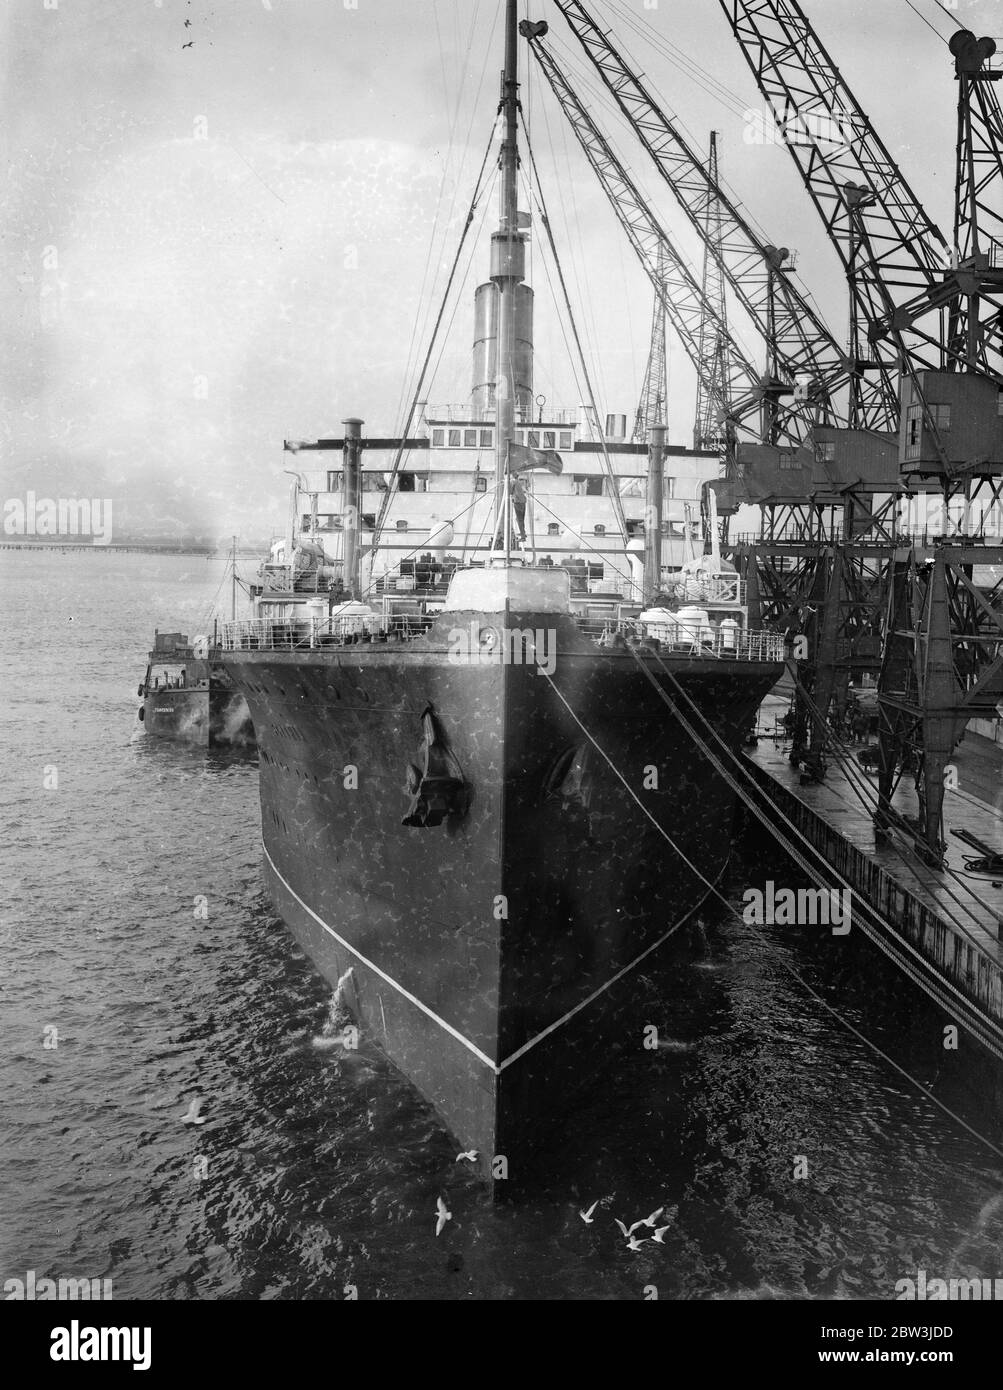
632;242;669;441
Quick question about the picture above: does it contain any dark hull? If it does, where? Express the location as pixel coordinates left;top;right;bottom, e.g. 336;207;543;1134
142;685;254;747
223;610;779;1170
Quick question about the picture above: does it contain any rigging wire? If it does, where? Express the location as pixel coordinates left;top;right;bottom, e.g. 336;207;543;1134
535;58;613;418
422;168;498;415
359;486;493;603
371;124;499;554
905;0;953;45
543;22;838;335
393;0;497;441
530;491;637;590
520;109;630;541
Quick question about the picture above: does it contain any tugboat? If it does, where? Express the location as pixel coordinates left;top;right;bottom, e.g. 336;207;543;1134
137;541;255;747
220;2;785;1172
138;629;254;747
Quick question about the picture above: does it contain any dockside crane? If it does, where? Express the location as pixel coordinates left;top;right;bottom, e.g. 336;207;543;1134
719;0;1003;863
545;0;864;437
693;132;734;456
632;243;670;444
522;30;772;453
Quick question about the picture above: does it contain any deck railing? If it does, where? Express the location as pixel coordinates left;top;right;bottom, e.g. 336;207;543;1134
222;616;785;662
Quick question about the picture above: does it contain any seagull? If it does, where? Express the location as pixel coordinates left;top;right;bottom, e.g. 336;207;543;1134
434;1196;452;1237
579;1200;599;1224
455;1151;478;1163
651;1223;673;1244
625;1234;648;1252
615;1217;648;1238
181;1097;205;1126
182;40;193;49
638;1206;664;1229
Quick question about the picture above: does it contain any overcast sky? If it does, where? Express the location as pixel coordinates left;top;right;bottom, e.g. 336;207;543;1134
2;0;999;539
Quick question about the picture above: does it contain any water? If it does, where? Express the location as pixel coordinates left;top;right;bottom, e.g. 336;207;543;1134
3;549;1002;1301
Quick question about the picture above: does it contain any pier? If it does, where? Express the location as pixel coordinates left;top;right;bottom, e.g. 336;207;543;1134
746;694;1003;1073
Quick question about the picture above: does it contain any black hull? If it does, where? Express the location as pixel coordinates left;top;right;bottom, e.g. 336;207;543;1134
223;610;779;1171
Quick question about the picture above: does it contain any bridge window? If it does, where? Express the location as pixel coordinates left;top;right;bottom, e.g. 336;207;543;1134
480;429;493;448
464;429;478;447
543;431;556;449
431;430;445;447
448;429;462;447
559;431;573;450
528;430;540;448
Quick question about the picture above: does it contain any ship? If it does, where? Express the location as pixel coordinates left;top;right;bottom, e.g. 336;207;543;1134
220;2;785;1172
137;542;255;747
138;629;254;747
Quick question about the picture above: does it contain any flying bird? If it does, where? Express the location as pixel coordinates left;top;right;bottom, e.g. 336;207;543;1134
182;40;193;49
455;1151;478;1163
181;1097;205;1126
625;1235;648;1252
579;1200;599;1224
434;1196;452;1237
651;1223;673;1244
638;1206;664;1229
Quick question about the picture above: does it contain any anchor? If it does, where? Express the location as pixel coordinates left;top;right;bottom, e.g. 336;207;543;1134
401;707;469;828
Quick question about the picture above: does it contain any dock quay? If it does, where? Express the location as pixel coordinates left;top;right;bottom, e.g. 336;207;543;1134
744;694;1003;1084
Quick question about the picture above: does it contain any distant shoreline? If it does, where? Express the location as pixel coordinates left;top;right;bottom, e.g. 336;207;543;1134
0;541;266;557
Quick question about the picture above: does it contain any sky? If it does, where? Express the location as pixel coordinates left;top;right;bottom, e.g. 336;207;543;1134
2;0;999;542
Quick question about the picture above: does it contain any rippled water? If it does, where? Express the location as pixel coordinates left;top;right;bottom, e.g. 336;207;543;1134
3;549;1002;1301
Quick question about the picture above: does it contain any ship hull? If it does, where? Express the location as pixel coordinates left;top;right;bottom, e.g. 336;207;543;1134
224;611;779;1170
142;682;254;747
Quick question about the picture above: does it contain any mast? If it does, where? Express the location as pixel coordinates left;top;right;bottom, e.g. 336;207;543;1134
231;534;237;622
492;0;526;547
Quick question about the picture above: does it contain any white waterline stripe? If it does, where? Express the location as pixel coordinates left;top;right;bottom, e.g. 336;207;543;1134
263;839;721;1076
262;840;497;1070
497;875;720;1071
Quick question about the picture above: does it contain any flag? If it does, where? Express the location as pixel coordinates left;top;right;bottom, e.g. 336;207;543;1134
517;210;533;229
508;440;563;474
